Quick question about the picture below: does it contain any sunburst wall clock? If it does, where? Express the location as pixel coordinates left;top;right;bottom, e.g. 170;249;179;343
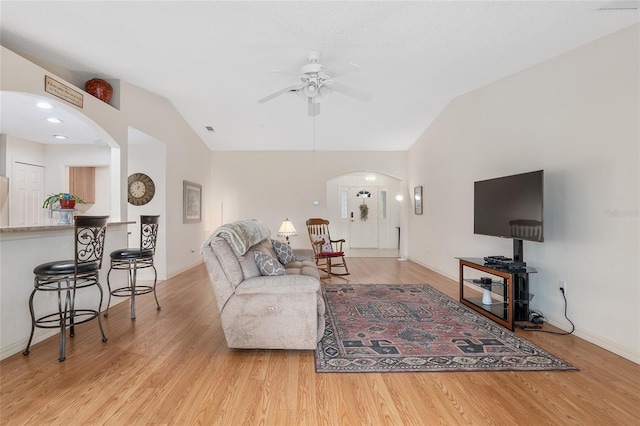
127;173;155;206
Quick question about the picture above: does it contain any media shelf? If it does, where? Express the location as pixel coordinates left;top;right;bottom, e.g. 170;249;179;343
456;257;536;330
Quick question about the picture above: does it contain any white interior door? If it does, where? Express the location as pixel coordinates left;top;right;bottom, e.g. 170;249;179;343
349;187;378;248
0;177;9;226
10;162;45;226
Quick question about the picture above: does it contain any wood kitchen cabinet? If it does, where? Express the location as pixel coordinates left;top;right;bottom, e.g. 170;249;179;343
69;167;95;203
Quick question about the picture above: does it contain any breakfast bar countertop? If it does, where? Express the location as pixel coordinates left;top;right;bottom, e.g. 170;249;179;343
0;221;135;233
0;219;134;360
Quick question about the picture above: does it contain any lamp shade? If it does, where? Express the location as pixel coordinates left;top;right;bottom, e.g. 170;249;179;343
277;218;298;237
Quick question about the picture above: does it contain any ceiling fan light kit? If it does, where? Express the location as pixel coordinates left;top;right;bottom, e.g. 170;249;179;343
303;81;318;97
258;51;371;116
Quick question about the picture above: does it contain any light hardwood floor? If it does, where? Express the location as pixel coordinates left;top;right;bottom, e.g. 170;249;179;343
1;258;639;425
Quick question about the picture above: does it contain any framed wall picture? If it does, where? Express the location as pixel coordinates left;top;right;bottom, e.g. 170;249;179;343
183;180;202;223
414;186;423;215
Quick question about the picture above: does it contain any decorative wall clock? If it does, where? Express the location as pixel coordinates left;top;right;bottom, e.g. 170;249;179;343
127;173;155;206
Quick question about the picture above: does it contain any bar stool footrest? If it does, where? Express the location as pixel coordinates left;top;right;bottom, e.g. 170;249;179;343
111;286;154;297
34;309;100;329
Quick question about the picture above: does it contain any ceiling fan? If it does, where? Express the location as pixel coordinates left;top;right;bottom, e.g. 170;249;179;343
257;51;372;116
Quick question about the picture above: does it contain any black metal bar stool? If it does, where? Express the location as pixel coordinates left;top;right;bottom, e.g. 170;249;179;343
104;215;160;320
23;215;109;362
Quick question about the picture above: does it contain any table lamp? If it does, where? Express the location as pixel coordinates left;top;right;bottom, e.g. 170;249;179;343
277;218;297;245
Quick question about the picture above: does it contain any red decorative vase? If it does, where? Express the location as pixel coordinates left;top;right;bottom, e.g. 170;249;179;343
85;78;113;104
59;199;76;209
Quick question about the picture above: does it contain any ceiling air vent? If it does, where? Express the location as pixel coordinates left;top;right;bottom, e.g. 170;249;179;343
205;126;215;132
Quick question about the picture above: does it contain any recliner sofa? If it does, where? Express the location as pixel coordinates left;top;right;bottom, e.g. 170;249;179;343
201;220;325;350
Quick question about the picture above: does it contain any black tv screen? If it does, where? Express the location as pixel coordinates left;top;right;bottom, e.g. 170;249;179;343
474;170;544;242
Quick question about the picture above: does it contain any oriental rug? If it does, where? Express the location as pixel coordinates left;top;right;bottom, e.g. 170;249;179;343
315;284;577;373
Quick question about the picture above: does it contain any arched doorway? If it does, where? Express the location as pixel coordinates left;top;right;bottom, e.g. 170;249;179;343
0;90;122;225
326;172;404;255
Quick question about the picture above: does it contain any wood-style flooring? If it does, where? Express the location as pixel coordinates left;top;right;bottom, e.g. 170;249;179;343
1;258;639;425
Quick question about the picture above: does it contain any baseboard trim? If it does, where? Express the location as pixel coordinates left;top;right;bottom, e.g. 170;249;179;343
544;315;640;364
409;256;640;365
165;260;204;280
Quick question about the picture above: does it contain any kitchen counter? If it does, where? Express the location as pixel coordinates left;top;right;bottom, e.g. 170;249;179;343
0;221;134;233
0;220;133;360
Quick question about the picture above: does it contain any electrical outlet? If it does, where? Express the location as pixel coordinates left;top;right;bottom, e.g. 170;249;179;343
559;280;567;293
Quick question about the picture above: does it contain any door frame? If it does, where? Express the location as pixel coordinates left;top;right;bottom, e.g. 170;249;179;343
328;172;403;251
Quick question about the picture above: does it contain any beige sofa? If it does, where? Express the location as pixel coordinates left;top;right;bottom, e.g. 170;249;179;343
201;220;325;350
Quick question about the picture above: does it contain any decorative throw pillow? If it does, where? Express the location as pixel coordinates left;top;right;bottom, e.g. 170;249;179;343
254;251;286;276
271;239;295;265
312;234;333;253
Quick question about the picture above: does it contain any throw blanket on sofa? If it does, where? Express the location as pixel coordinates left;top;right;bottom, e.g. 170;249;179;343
202;219;271;256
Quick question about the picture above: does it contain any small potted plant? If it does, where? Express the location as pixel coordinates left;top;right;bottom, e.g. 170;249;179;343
42;193;86;210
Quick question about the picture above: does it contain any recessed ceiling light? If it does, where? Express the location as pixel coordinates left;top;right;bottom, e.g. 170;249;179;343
53;135;67;140
47;118;63;123
36;101;53;109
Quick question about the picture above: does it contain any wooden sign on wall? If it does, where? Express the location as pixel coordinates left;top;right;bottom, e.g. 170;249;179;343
44;75;83;108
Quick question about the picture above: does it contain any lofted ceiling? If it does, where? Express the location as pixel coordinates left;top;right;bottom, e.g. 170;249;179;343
0;1;638;151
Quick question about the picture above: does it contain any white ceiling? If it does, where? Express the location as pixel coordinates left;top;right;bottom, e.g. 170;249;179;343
1;1;638;151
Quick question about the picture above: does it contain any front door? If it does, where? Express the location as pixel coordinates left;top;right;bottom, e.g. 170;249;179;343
348;187;378;248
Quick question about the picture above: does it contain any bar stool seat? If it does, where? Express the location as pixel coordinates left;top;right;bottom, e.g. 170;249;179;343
110;248;154;259
105;215;160;320
34;260;100;275
23;215;109;362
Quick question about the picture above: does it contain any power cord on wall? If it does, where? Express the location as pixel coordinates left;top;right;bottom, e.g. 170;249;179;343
517;287;575;335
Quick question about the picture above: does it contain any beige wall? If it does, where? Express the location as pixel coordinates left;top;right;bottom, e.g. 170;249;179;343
0;47;126;149
119;81;211;277
407;24;639;362
209;151;407;250
127;136;167;280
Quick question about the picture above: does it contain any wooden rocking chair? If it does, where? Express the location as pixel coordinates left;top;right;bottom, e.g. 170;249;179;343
306;218;350;277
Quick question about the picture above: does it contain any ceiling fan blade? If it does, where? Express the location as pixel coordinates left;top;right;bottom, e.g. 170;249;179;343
330;81;372;103
257;85;301;103
308;97;320;116
268;69;300;77
327;62;361;78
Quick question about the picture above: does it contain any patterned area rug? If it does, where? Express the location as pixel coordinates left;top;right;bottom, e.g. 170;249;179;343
315;284;577;373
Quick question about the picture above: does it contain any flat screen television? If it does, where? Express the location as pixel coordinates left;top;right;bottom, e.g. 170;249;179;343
474;170;544;260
